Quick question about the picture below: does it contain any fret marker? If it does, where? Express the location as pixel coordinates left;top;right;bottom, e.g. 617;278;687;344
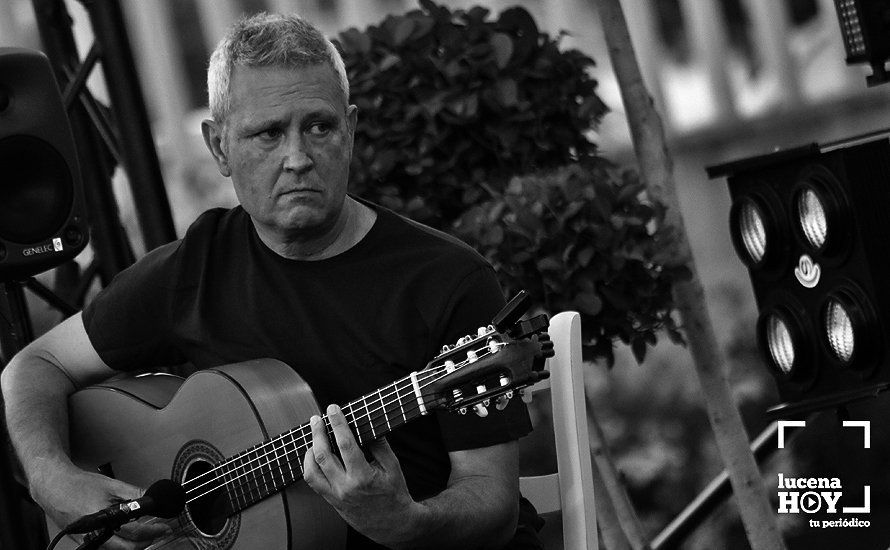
409;371;428;415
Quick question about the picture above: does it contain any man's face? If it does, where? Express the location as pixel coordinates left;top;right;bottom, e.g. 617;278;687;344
204;64;357;240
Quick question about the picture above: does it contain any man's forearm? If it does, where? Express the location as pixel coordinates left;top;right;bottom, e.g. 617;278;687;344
1;354;79;489
398;476;518;550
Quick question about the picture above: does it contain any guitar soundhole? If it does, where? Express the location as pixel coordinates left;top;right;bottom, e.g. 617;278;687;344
184;458;232;537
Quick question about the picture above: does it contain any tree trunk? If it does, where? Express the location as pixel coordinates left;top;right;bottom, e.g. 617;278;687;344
592;1;787;548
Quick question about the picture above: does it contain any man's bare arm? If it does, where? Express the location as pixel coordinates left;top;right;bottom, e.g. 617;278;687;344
2;313;115;481
1;313;171;548
408;442;519;549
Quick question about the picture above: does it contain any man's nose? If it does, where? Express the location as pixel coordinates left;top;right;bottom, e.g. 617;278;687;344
283;136;312;173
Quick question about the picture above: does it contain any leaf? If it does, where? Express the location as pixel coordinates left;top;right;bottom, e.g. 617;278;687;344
536;256;562;272
409;17;436;40
496;7;538;64
600;286;630;310
338;29;371;54
631;337;647;364
495;78;518;107
490;33;514;69
577;246;595;267
482;225;504;247
573;291;603;316
392;18;416;46
378;54;400;72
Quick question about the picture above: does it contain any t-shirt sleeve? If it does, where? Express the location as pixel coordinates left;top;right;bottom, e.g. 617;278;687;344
82;241;187;371
432;263;534;452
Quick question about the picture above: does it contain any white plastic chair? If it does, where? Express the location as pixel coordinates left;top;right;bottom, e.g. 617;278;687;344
520;311;598;550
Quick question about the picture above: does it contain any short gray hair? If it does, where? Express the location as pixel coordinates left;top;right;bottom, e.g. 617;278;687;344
207;12;349;123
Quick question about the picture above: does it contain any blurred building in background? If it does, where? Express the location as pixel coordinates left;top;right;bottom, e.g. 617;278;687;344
1;0;885;295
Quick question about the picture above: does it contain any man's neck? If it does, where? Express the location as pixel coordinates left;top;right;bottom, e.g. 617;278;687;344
254;198;377;261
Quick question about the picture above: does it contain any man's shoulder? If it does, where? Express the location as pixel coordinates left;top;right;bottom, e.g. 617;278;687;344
126;206;246;285
182;206;248;244
372;203;490;270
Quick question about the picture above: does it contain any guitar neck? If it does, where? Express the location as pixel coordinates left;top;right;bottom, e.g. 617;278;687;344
208;368;443;514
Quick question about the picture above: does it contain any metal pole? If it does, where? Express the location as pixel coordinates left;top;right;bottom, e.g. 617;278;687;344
650;422;780;549
650;418;810;549
80;0;178;251
31;0;135;285
0;282;43;550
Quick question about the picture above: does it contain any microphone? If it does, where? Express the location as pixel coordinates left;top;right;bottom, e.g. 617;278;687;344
64;479;186;535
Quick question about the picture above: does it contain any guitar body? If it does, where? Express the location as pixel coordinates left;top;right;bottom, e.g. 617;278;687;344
51;359;346;550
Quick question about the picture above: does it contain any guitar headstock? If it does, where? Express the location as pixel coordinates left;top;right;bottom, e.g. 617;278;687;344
423;291;554;416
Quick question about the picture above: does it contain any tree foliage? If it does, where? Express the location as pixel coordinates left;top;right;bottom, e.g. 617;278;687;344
337;1;688;365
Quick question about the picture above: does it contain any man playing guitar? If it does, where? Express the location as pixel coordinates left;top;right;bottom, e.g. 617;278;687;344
2;12;542;550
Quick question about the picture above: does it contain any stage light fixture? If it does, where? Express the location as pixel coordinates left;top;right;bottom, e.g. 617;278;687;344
796;188;828;250
832;0;890;86
708;135;890;417
765;312;796;375
739;199;768;263
729;192;787;272
824;297;855;364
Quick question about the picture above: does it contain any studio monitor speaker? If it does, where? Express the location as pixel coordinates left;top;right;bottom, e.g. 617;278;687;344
0;48;88;280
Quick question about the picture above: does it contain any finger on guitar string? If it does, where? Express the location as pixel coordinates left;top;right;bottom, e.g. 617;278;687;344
326;404;374;476
302;414;337;496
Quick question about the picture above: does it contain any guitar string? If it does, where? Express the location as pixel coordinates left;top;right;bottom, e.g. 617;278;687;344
200;385;439;504
134;342;512;548
133;387;452;550
185;354;477;504
179;358;451;497
202;341;510;505
184;342;506;505
176;349;466;495
178;340;501;497
140;379;465;550
177;364;442;496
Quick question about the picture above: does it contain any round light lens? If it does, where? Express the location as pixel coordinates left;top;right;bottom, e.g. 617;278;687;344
797;188;828;250
738;200;767;264
766;314;795;375
825;299;855;364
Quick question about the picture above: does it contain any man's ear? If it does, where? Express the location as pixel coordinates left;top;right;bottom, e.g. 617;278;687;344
202;119;231;177
345;104;358;154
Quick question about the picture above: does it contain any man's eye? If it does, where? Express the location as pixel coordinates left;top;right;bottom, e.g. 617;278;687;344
257;128;282;140
307;122;331;136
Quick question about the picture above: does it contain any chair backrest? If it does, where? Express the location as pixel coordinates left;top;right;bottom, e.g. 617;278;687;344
520;311;598;550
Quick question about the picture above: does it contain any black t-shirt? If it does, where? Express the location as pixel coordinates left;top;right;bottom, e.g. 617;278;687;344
83;201;537;548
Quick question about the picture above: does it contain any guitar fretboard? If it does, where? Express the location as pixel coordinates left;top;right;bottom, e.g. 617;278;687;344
186;368;443;513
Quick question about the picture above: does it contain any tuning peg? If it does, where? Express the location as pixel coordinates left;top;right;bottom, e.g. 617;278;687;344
458;407;468;415
474;403;488;417
477;326;488;337
467;350;478;362
499;375;509;387
444;359;456;373
520;388;532;404
441;344;451;353
487;339;500;354
495;395;510;410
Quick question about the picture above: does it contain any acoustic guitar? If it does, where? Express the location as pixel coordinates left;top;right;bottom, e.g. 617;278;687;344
49;304;552;549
